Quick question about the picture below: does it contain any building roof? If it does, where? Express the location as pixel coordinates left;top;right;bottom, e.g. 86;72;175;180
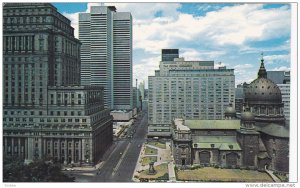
185;120;240;130
192;136;241;151
257;123;289;138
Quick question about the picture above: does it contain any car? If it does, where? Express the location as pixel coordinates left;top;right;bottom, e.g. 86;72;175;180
120;152;123;155
138;144;141;148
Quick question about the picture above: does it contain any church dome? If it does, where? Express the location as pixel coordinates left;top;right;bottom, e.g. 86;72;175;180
224;104;236;117
241;110;255;121
244;58;282;104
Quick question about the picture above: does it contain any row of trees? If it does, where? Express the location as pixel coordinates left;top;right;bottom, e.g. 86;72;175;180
3;155;75;182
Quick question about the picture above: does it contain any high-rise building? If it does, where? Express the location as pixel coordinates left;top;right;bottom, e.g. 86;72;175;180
161;49;179;61
3;3;113;165
148;53;235;137
79;6;132;110
267;71;290;122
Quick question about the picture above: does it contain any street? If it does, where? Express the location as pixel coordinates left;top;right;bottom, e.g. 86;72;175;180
67;105;148;182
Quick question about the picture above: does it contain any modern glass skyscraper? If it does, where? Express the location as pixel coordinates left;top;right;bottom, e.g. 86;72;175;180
79;6;132;110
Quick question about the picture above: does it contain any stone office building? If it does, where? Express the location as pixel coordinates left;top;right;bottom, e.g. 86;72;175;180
3;3;113;165
172;58;289;174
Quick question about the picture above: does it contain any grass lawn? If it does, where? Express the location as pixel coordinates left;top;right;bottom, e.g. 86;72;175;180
139;163;169;179
177;167;273;182
141;156;157;166
147;142;166;149
144;146;158;155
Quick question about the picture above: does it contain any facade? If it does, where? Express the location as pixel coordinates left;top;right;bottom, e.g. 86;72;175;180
3;3;113;165
79;6;132;110
148;54;235;137
172;58;289;174
161;49;179;61
267;71;290;122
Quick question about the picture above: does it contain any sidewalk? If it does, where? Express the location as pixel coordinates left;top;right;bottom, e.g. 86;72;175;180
265;169;281;182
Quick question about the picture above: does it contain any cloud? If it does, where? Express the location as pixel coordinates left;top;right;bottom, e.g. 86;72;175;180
59;3;291;88
271;66;291;71
63;12;79;38
133;56;160;88
263;54;290;64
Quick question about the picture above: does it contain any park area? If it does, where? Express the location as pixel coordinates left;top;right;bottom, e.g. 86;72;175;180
141;156;157;166
176;167;273;182
144;146;158;155
138;163;169;181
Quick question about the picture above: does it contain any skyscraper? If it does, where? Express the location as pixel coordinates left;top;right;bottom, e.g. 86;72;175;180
79;6;132;110
148;52;235;137
3;3;113;164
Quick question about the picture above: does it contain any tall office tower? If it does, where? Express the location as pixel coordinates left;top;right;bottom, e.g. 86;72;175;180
162;49;179;61
148;54;235;137
3;3;113;164
267;71;290;122
79;6;132;110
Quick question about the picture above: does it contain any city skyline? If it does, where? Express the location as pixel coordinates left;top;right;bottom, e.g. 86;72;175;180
54;2;291;88
2;2;296;184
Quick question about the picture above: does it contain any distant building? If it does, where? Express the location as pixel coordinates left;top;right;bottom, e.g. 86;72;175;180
235;82;249;116
139;81;145;100
79;6;133;110
267;71;290;122
172;58;289;174
3;3;113;165
148;51;235;137
161;49;179;61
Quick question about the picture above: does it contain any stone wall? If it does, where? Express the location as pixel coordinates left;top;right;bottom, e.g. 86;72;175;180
261;133;289;173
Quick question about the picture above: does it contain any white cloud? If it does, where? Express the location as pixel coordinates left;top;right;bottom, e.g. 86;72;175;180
133;56;160;88
60;3;291;87
271;66;291;71
63;12;79;38
263;54;290;64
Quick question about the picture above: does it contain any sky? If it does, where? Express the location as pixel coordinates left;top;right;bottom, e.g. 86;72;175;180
52;2;291;88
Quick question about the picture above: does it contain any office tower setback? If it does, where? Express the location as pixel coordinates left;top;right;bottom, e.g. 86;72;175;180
148;53;235;137
79;6;132;110
161;49;179;61
3;3;113;164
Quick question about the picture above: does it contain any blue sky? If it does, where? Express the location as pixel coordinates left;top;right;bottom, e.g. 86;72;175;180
53;3;291;88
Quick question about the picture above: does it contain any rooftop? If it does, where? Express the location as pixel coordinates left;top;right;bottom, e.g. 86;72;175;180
185;119;240;130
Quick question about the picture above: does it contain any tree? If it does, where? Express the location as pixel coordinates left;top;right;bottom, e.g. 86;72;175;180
3;155;75;182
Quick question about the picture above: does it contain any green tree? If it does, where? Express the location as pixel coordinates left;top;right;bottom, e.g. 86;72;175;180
3;155;75;182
